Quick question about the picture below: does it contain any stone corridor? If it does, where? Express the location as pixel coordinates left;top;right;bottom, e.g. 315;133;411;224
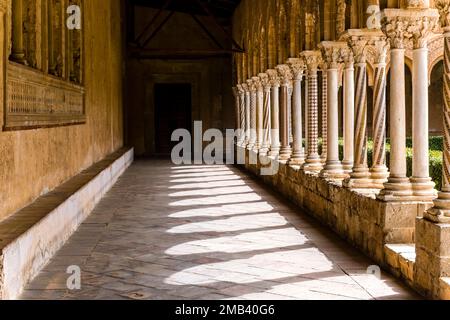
19;160;419;300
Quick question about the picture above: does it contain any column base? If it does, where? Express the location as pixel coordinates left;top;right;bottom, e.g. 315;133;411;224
259;145;270;157
289;155;305;166
410;177;437;201
342;160;353;173
320;161;348;180
279;146;292;161
302;155;323;173
377;177;414;201
343;166;372;189
247;142;255;151
423;191;450;223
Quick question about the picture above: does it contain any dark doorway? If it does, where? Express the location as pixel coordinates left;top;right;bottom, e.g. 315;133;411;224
154;83;192;155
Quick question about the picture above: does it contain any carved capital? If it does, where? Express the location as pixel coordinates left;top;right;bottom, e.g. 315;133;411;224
241;83;249;93
372;39;389;64
287;58;305;80
348;39;369;64
408;16;439;49
252;76;263;91
436;0;450;29
319;41;348;69
276;64;293;86
301;51;321;73
342;47;355;68
383;16;410;49
237;84;245;95
267;69;281;87
246;79;256;92
259;73;271;91
405;0;430;9
383;8;439;49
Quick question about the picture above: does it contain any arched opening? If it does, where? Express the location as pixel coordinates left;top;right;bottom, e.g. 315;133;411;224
429;60;444;136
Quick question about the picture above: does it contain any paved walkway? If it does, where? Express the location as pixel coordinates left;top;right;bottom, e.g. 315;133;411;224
20;160;420;300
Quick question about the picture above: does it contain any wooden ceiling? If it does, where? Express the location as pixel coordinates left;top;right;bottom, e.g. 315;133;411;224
130;0;242;21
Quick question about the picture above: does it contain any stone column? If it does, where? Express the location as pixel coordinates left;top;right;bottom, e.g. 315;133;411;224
426;5;450;221
370;40;390;188
253;77;264;152
276;64;293;161
267;69;281;156
415;2;450;300
237;85;246;146
302;51;323;172
321;68;328;163
243;84;251;147
379;18;412;200
288;58;306;165
232;87;240;132
410;29;436;200
342;50;355;173
11;0;26;64
344;41;371;189
247;79;257;150
259;73;272;156
288;86;294;144
320;43;347;179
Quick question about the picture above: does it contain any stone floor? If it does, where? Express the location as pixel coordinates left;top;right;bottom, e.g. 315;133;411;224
20;160;421;300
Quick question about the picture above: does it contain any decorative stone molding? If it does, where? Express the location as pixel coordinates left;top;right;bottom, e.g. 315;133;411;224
287;58;305;80
436;0;450;29
319;41;348;69
266;69;281;87
275;64;293;86
5;62;85;129
301;50;321;72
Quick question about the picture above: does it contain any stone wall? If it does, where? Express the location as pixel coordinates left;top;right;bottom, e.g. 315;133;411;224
0;0;124;221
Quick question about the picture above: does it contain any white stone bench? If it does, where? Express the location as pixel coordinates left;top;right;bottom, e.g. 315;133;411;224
0;148;134;300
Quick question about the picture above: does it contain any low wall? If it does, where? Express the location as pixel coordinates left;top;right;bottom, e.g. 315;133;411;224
239;147;432;275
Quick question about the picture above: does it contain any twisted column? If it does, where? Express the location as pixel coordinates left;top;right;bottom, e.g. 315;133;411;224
267;69;281;156
237;85;246;146
247;79;257;150
370;43;389;188
344;61;371;188
244;86;251;147
253;77;264;152
260;73;272;156
302;51;323;172
342;52;355;173
426;6;450;223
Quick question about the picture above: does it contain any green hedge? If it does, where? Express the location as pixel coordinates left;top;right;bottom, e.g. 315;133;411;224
316;137;444;190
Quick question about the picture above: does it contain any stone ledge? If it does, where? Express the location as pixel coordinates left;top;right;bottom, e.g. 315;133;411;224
0;147;134;300
384;244;416;285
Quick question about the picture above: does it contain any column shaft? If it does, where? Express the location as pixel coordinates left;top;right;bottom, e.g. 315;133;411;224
303;70;322;172
411;47;436;198
279;84;292;160
426;29;450;222
321;71;328;162
11;0;26;63
239;93;246;146
261;87;272;155
379;49;411;200
248;90;257;150
245;91;251;147
321;67;345;178
343;64;355;172
270;85;281;156
254;88;264;151
290;77;305;164
370;61;389;187
344;63;371;188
